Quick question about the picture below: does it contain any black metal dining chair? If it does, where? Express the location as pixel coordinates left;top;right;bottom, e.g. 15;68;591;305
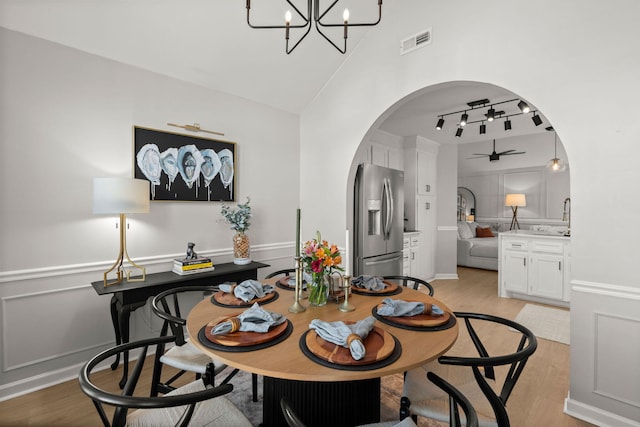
400;312;537;427
150;285;229;396
382;275;435;296
78;336;252;427
265;268;296;279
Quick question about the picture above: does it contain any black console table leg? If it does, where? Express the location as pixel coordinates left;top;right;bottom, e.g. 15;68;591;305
109;295;121;370
118;305;132;389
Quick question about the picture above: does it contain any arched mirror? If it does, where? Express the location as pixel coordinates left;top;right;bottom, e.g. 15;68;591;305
457;187;476;222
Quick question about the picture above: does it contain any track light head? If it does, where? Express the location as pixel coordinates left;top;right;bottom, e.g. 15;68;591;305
518;100;530;113
504;118;512;131
460;113;468;127
531;113;543;126
479;123;486;134
486;108;495;122
436;117;445;130
455;127;463;137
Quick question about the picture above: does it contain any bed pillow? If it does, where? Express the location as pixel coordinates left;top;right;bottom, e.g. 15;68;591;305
476;227;495;238
458;222;474;239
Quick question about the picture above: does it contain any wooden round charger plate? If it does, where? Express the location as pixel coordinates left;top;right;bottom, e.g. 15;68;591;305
212;289;276;306
375;301;451;327
204;314;289;347
350;280;399;295
305;326;395;366
276;276;306;290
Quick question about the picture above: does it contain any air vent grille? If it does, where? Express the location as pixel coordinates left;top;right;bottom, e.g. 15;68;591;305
400;27;432;55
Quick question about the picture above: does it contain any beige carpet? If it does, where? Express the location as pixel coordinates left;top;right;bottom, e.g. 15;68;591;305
514;304;570;345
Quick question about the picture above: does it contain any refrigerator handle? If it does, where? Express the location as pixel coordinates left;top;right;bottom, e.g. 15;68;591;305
383;178;394;240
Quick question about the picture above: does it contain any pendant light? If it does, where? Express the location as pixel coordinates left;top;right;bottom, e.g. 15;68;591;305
546;132;566;172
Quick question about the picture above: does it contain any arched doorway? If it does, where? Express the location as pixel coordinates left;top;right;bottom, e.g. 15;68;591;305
348;81;570;280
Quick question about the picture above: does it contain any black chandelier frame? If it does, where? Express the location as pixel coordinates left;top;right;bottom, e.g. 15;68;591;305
246;0;383;54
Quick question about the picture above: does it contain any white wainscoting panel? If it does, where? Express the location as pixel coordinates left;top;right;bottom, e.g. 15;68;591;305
565;280;640;426
2;285;113;372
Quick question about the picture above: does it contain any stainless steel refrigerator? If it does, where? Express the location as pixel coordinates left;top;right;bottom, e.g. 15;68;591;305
354;163;404;277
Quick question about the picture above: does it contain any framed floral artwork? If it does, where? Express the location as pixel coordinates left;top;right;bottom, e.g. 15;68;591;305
133;126;236;202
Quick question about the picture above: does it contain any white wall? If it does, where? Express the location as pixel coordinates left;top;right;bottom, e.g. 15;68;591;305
300;1;640;425
0;28;300;396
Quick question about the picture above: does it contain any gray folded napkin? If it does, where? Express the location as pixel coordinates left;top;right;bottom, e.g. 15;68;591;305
219;280;275;302
377;297;444;317
287;271;312;290
308;316;376;360
211;302;286;335
351;275;386;291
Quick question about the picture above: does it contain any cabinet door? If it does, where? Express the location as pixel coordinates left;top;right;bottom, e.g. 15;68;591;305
415;196;435;279
409;248;419;277
529;254;564;299
502;251;528;293
416;150;436;195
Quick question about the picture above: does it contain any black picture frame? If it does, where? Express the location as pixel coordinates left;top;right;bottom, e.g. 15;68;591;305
133;126;236;202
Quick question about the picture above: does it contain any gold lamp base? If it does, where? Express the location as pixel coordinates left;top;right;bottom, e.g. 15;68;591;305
103;214;146;287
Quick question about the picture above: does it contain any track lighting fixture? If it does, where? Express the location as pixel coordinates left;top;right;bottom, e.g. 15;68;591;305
435;98;541;138
518;101;530;113
486;108;495;122
460;113;468;127
531;112;543;126
245;0;384;54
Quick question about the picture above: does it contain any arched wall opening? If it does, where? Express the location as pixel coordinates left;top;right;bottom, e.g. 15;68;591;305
346;80;570;279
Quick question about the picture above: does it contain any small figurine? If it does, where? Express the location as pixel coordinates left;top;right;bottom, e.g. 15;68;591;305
185;242;198;260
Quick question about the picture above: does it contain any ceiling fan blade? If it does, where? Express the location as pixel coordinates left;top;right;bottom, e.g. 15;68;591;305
472;153;490;156
498;149;516;155
467;155;489;159
501;151;526;156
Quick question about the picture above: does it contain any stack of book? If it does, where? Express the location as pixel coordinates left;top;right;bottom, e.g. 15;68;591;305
172;257;215;275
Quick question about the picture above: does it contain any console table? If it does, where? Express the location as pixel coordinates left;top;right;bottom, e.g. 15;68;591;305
91;261;269;387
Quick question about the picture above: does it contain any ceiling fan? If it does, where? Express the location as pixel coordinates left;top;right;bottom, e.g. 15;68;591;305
468;139;526;162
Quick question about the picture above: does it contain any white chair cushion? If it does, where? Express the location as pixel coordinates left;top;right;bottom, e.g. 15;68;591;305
160;339;225;375
402;362;499;427
126;380;252;427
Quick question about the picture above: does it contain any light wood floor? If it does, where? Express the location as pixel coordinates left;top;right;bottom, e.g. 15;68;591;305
0;267;595;427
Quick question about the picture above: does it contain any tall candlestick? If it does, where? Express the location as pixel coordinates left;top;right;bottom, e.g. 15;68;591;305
345;229;350;277
296;209;301;257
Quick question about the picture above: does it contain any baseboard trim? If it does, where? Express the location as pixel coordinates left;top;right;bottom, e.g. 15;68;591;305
564;395;640;427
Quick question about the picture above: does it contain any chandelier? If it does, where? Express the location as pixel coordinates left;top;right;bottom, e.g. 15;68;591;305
245;0;383;54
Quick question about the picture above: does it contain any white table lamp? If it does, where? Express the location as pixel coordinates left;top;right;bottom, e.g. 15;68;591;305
93;177;150;286
505;193;526;230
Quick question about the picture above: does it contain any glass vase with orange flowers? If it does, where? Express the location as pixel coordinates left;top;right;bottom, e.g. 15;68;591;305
301;231;343;306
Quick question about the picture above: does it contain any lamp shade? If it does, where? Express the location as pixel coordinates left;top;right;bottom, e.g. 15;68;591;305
505;193;526;207
93;178;150;214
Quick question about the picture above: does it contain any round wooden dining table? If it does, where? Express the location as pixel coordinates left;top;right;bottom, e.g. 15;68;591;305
186;277;458;427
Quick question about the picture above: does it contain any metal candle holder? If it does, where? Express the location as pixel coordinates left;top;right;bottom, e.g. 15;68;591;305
338;275;355;312
288;256;306;313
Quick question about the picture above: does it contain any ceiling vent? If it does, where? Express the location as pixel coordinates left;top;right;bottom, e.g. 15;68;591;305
400;28;432;55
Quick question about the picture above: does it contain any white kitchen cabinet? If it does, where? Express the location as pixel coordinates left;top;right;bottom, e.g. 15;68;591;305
416;149;436;196
371;143;402;170
403;136;438;281
403;232;421;277
499;231;570;307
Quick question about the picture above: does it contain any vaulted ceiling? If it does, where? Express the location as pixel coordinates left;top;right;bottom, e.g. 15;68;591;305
0;1;550;146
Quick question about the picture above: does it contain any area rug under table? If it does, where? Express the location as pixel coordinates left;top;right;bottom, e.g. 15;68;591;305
513;303;570;345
